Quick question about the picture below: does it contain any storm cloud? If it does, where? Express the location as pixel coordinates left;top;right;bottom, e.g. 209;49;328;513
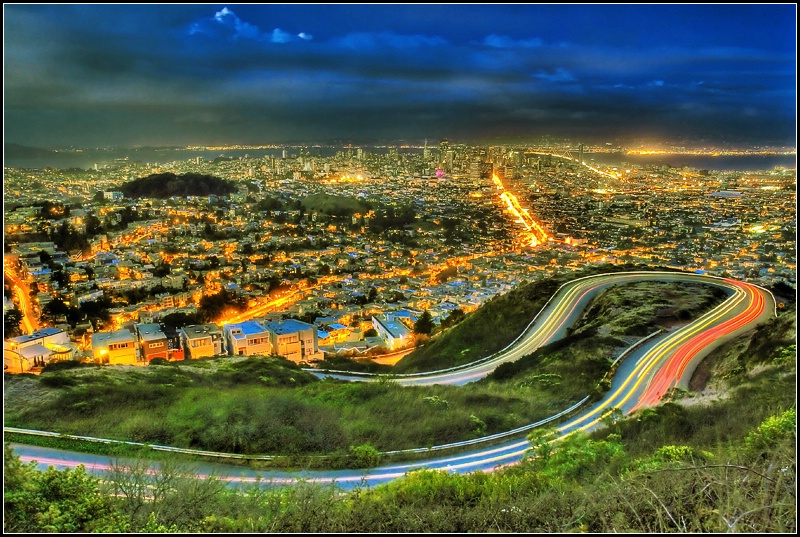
4;4;796;148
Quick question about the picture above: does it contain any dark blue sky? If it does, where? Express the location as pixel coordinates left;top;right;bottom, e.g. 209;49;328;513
4;4;796;148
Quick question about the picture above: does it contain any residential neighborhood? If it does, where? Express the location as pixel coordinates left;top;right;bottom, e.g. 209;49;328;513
4;142;796;373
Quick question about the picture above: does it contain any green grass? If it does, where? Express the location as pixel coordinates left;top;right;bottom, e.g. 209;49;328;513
393;264;686;373
5;272;730;461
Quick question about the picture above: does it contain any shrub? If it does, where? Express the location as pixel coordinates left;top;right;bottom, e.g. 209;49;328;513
348;443;381;468
40;360;90;373
39;374;78;388
745;408;796;455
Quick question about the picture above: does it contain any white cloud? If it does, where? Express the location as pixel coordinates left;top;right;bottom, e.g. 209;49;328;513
190;7;311;44
271;28;294;44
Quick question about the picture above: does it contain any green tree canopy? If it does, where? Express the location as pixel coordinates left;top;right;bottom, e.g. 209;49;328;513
414;310;435;336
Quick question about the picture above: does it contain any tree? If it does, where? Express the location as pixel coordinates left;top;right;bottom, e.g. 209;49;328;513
152;261;171;278
413;310;435;336
441;308;465;329
367;287;378;303
161;312;199;328
4;309;23;338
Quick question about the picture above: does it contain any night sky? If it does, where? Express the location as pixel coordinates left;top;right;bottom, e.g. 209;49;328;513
4;4;796;148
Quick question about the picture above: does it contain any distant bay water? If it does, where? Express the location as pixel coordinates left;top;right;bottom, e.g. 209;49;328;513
3;146;796;173
583;152;796;172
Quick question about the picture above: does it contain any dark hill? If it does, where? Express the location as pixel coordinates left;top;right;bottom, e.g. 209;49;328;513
4;143;55;159
119;172;237;199
301;193;371;217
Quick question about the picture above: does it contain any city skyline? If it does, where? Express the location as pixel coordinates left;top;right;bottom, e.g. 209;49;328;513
4;4;797;149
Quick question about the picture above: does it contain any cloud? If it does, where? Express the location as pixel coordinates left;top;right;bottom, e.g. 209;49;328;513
271;28;294;43
482;34;543;49
189;7;311;44
334;32;447;51
533;68;576;83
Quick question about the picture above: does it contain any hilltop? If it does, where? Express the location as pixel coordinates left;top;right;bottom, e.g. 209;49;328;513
118;172;237;199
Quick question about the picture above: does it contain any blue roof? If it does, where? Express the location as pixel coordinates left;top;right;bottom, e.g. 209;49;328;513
264;319;314;335
329;323;347;330
227;321;266;336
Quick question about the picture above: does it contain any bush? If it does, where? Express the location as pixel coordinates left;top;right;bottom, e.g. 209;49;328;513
39;374;78;388
348;443;381;468
41;360;90;373
745;408;796;455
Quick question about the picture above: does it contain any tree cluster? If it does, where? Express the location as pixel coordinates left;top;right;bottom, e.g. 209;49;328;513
119;173;236;199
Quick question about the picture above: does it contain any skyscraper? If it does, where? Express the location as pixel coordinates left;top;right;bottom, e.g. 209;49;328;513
439;138;450;169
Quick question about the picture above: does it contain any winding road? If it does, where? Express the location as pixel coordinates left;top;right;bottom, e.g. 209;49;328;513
8;271;776;491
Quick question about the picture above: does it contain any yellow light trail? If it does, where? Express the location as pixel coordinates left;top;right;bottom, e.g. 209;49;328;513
493;173;550;248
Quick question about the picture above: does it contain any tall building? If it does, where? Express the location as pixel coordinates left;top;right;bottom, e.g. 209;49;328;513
439;138;450;170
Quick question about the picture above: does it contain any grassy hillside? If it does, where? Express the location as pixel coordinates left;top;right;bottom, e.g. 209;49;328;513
5;307;795;533
394;265;693;373
119;172;236;199
5;276;728;461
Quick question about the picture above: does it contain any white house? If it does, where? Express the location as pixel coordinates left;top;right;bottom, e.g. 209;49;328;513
223;321;272;357
371;314;411;350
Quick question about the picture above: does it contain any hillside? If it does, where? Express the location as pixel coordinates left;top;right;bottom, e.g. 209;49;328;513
4;274;730;460
118;172;236;199
301;193;371;216
394;264;686;373
5;306;795;532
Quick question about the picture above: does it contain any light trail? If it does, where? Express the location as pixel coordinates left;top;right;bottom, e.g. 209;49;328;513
4;265;39;334
631;279;766;410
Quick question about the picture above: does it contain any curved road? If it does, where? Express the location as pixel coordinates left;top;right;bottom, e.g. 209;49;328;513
9;271;776;491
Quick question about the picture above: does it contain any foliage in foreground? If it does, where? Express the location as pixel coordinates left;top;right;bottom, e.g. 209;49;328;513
5;407;795;533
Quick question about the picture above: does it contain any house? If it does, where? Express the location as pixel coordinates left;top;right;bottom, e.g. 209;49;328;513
263;319;324;363
91;329;138;365
372;314;412;350
161;324;185;361
135;323;169;363
5;327;74;369
223;321;272;357
180;323;225;359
